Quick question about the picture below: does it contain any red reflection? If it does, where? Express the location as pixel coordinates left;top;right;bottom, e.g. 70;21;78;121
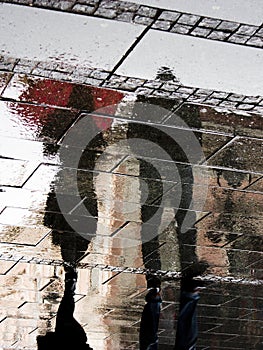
8;75;125;134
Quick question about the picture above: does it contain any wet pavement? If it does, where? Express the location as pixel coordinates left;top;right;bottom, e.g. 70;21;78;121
0;1;263;350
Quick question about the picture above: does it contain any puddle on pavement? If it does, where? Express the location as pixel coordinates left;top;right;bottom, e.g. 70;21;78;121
0;77;262;349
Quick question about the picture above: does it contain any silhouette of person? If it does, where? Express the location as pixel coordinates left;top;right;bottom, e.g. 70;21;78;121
37;265;93;350
174;277;204;350
139;276;162;350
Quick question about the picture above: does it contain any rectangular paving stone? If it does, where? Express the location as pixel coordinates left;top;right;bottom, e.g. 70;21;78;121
208;137;263;174
0;3;144;71
0;99;78;143
0;158;38;187
191;27;211;37
0;223;49;245
177;13;200;25
228;34;249;44
0;136;59;164
158;10;180;22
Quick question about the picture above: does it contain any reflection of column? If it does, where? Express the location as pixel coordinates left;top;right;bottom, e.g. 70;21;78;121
79;132;145;350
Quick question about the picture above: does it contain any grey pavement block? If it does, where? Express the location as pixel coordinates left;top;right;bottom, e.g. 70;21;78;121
48;71;72;81
243;96;262;104
208;31;230;40
143;80;163;89
109;74;128;83
116;12;134;22
14;65;34;74
36;61;59;70
170;91;189;99
83;77;102;86
133;15;153;25
89;70;109;80
161;82;180;92
177;13;200;26
236;25;258;36
219;101;238;108
120;78;145;91
135;87;154;95
246;37;263;47
17;59;37;68
211;92;229;99
100;0;119;9
228;34;248;44
203;97;222;105
94;8;118;18
118;1;139;11
228;94;245;102
152;89;171;98
52;1;74;10
72;3;95;14
195;89;213;96
158;11;180;22
177;87;195;94
102;80;121;88
30;68;53;77
191;27;211;37
78;0;99;5
236;104;254;110
126;78;145;85
34;0;54;6
137;6;158;18
55;63;75;74
256;28;263;36
187;95;206;103
253;106;263;114
170;24;191;34
152;20;172;31
199;17;221;28
217;21;240;32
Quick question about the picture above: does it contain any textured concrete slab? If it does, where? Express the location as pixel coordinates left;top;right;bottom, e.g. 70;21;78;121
117;30;263;96
0;3;144;70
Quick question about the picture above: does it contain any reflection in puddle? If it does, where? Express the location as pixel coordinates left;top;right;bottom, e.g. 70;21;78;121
0;76;262;349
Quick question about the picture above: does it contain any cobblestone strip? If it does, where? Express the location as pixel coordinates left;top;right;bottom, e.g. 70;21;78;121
1;0;263;49
0;253;262;285
1;55;263;116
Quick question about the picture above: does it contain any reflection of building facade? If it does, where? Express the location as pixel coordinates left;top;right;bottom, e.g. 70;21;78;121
79;131;145;349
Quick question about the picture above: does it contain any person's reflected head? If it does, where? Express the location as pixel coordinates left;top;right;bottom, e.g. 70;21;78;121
146;275;161;289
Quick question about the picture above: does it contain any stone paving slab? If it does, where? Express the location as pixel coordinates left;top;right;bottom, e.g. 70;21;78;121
0;3;144;70
116;29;263;97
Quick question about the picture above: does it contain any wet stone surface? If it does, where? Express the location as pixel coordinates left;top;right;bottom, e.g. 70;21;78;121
0;69;262;350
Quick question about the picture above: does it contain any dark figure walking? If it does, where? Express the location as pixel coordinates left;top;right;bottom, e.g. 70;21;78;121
139;277;162;350
37;266;93;350
174;278;201;350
